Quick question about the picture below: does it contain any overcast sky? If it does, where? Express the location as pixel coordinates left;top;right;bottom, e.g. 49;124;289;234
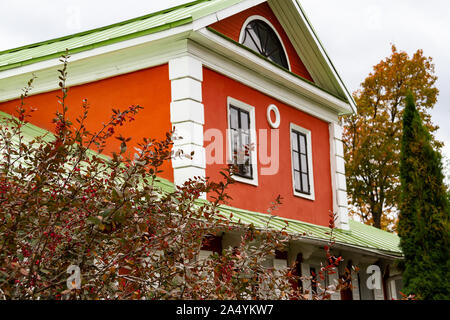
1;0;449;168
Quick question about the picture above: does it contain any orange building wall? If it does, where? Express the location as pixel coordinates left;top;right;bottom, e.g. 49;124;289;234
210;2;314;82
0;64;174;182
203;68;333;227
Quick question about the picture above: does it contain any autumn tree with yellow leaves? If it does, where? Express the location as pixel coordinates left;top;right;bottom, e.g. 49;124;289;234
342;45;441;231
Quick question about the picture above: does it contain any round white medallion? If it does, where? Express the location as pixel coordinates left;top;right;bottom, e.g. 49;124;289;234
266;104;280;129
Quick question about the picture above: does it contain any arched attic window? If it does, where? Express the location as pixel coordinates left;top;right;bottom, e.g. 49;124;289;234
239;16;290;70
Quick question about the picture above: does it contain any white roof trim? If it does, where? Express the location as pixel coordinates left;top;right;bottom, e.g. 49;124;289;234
290;0;357;114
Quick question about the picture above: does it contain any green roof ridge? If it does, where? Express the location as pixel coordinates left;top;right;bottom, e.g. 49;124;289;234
0;0;209;56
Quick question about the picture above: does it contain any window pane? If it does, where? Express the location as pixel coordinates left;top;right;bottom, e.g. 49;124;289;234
240;164;248;176
269;50;286;69
230;107;239;130
243;133;250;152
302;173;309;193
300;154;308;174
243;36;259;53
238;156;252;178
240;111;249;131
292;152;300;171
291;132;298;152
294;171;301;191
300;134;307;154
265;33;278;56
269;50;281;66
245;27;262;52
245;156;251;172
255;22;267;50
245;152;252;165
236;133;249;165
231;130;239;162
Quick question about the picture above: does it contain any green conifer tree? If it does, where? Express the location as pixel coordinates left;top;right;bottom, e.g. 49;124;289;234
398;92;450;300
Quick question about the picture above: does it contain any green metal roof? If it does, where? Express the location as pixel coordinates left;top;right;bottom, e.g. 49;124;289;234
217;205;402;257
0;0;242;72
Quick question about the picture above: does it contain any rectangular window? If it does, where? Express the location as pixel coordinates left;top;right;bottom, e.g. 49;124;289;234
290;123;314;200
229;105;253;179
227;97;258;186
291;130;310;194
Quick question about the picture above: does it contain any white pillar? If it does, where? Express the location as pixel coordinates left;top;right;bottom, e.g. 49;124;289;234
374;279;385;300
351;269;360;300
329;122;350;230
169;56;206;189
328;266;341;300
300;262;312;300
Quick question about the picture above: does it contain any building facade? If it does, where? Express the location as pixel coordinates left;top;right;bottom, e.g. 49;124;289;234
0;0;403;299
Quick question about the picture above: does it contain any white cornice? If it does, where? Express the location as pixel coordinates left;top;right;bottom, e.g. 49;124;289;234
0;31;191;103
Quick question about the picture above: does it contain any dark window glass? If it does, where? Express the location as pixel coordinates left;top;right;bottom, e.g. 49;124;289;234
241;20;289;69
201;234;223;255
310;267;318;295
291;130;310;195
229;105;253;179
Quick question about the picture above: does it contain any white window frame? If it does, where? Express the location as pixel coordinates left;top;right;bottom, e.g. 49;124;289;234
387;275;402;300
238;15;291;71
290;123;315;200
227;97;258;186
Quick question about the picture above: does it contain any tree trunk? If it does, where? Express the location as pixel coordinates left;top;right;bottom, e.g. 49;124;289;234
372;205;382;229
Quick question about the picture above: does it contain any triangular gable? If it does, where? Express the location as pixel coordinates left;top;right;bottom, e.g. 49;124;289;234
210;2;314;82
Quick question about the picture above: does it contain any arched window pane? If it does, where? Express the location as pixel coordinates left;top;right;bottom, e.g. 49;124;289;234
242;19;289;69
